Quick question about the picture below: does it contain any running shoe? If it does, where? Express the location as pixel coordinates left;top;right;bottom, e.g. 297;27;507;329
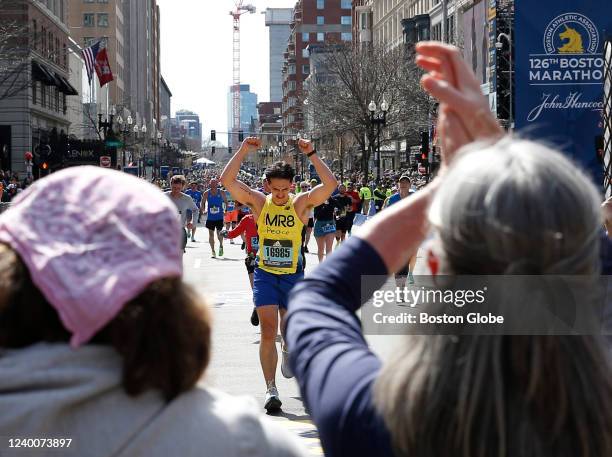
218;246;224;257
192;236;196;242
211;250;216;258
264;386;282;412
280;341;294;379
250;307;259;326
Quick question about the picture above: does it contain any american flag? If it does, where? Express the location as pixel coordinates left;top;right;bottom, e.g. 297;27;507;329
81;41;101;84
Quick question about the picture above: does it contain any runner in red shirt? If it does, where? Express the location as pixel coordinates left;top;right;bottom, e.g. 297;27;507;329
345;182;361;235
222;214;260;326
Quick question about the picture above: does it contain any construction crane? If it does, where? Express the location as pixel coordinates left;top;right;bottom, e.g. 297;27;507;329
230;1;256;149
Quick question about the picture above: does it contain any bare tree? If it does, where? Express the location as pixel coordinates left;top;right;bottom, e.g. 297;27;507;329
0;0;32;101
304;42;431;172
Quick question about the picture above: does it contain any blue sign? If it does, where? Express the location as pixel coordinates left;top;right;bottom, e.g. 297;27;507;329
515;0;609;184
123;166;139;176
160;166;170;179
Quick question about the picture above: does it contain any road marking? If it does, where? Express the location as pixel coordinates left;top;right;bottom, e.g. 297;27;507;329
269;417;323;456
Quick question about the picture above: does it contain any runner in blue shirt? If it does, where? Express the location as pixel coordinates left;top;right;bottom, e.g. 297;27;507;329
184;181;203;242
202;178;228;258
384;175;416;287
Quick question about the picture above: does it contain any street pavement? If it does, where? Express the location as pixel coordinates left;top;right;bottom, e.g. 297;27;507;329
182;220;426;456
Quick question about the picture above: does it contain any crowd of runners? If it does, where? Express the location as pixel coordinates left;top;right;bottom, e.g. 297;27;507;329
163;137;426;411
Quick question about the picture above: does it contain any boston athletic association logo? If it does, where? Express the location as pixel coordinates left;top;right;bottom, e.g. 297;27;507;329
543;13;599;55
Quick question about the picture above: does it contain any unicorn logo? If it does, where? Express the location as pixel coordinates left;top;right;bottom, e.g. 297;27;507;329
558;25;585;54
543;13;599;55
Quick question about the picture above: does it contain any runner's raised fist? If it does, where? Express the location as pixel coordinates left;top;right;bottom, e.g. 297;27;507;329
241;137;261;153
298;139;314;155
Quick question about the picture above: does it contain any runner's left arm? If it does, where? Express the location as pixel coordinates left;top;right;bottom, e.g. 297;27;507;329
187;196;199;226
295;139;336;211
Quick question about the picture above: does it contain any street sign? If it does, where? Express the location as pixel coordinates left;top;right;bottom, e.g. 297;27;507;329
100;156;112;168
105;140;123;148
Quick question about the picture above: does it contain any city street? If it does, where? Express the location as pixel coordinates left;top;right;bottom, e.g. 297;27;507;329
182;221;425;456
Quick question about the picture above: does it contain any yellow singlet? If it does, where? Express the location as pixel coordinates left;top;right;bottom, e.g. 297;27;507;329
257;194;305;275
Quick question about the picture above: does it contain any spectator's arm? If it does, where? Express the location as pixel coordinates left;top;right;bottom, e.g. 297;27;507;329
286;237;393;457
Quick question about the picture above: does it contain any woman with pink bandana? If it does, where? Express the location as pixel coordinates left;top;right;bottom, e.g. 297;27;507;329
0;167;307;457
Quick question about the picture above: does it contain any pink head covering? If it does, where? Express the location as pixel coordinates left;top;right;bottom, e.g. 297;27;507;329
0;166;183;347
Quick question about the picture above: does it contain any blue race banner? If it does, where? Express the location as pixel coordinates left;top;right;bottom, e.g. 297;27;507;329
515;0;609;184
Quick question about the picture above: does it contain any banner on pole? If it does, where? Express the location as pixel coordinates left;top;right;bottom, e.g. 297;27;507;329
515;0;610;184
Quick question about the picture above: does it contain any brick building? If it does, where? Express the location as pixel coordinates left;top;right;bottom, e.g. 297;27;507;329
281;0;353;156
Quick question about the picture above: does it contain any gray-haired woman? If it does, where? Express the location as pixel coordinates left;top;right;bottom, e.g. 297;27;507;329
285;42;612;457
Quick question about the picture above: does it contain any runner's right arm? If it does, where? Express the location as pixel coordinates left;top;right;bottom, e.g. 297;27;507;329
220;138;266;213
226;216;248;239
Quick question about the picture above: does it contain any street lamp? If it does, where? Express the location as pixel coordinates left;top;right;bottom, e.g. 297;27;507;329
369;99;388;184
496;32;513;129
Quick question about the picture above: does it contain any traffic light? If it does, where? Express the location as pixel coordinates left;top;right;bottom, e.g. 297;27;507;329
211;130;216;141
238;130;244;142
420;131;429;154
228;147;233;155
40;161;49;170
211;146;216;156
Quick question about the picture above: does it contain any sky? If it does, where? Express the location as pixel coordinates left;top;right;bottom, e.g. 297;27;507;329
157;0;296;145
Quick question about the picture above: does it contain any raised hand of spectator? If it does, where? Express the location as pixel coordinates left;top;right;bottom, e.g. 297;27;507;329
415;42;503;164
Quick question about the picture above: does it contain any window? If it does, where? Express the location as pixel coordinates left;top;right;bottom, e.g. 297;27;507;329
302;64;310;74
83;36;95;46
83;13;94;27
341;0;351;8
317;0;324;9
98;0;108;2
302;32;309;41
32;80;37;105
317;32;324;42
288;64;296;75
32;19;37;48
97;13;109;27
289;81;296;91
341;16;352;25
41;84;46;109
341;32;352;41
317;16;324;25
83;0;95;2
302;48;309;58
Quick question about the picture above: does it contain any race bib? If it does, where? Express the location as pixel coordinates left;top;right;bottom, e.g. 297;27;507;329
322;223;336;234
262;239;293;268
251;236;259;250
210;206;220;215
227;202;235;211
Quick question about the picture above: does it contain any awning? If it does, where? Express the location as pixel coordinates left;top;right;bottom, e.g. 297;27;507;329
195;157;215;165
31;61;79;95
55;73;79;96
31;61;55;85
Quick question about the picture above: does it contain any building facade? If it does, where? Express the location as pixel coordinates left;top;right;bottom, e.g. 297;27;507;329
175;109;202;152
159;75;172;139
281;0;353;148
123;0;161;133
265;8;293;103
0;0;81;175
227;84;258;146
